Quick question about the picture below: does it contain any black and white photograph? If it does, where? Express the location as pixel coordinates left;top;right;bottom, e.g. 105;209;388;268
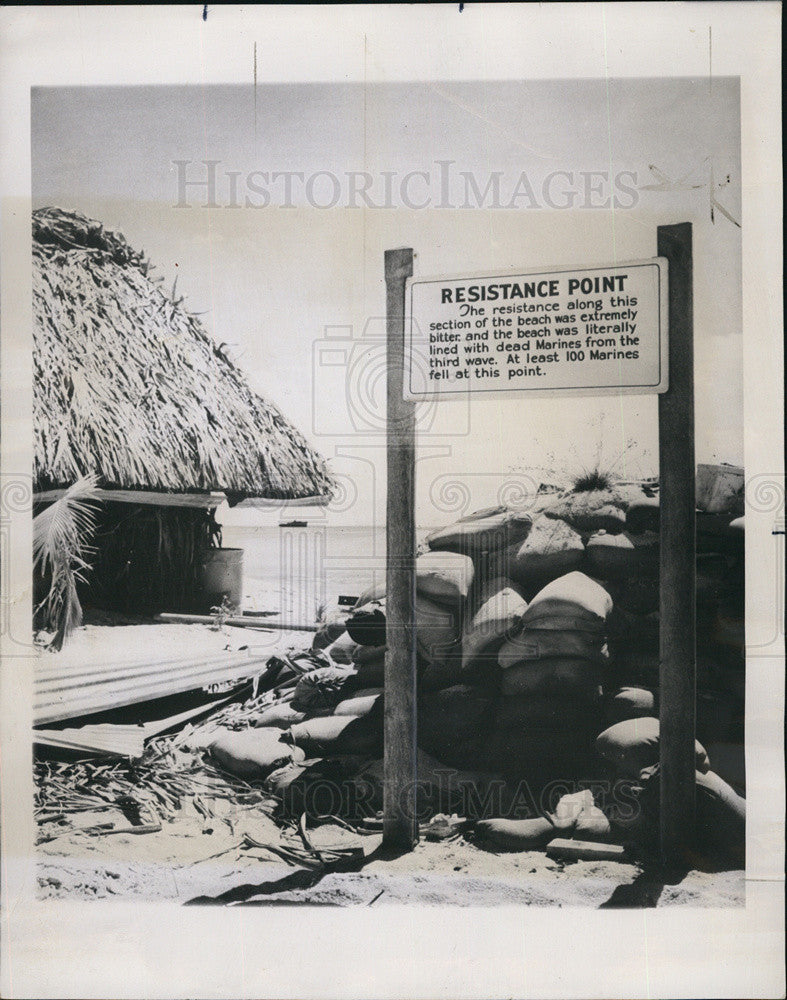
1;5;783;998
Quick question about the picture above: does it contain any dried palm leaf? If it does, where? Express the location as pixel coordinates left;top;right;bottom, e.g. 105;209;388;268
33;474;101;648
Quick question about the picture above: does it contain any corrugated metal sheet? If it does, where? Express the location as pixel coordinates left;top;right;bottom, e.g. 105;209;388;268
34;650;272;726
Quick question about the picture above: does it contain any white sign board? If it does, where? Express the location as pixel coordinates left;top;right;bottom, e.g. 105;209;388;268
404;258;668;400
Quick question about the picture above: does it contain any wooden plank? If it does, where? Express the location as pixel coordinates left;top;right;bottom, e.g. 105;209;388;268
383;247;418;851
157;612;317;632
657;222;697;862
545;838;627;862
33;488;226;508
33;693;236;757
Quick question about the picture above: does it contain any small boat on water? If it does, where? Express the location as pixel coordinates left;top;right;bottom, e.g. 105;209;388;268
279;519;307;527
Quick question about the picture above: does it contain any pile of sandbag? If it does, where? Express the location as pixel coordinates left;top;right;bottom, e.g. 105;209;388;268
479;571;612;783
340;548;475;689
203;546;495;814
592;716;745;864
205;640;385;789
205;478;745;857
420;484;745;859
342;552;500;769
603;490;745;793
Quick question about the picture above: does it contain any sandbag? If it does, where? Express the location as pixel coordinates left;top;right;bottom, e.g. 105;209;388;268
497;628;607;668
604;686;657;724
416;594;462;662
584;531;659;580
418;648;465;692
499;658;602;701
461;577;527;671
603;576;659;615
511;614;609;633
493;693;597;732
264;759;313;798
265;758;369;820
415;551;474;609
697;511;745;555
607;606;659;649
287;705;383;756
209;728;305;779
426;508;532;555
352;643;386;666
357;749;504;819
467;569;523;613
349;644;386;689
361;552;477;617
474;816;564;850
710;611;745;657
311;616;348;651
545;488;628;534
291;665;357;714
347;595;461;662
695;555;733;623
482;725;598;786
333;689;383;717
418;684;495;762
607;646;716;692
324;630;361;665
353;580;387;609
626;497;660;534
505;515;585;590
606;608;718;688
697;769;746;863
696;689;742;747
702;741;745;796
521;571;612;628
554;789;611;841
632;764;745;864
345;601;386;646
253;701;309;729
595;717;709;778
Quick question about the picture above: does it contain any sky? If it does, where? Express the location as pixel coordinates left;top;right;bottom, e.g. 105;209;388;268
31;79;742;526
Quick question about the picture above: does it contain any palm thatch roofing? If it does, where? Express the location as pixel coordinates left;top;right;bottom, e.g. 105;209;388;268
33;208;334;501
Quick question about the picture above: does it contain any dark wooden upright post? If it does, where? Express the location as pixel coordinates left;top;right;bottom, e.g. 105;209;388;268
657;222;696;862
383;247;418;850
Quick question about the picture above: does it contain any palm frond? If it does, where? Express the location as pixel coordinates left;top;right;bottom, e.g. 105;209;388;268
33;474;101;648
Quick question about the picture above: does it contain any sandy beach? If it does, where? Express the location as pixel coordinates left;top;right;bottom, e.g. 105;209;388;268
37;810;745;908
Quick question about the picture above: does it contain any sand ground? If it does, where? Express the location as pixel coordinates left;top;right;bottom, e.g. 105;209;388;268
37;811;745;908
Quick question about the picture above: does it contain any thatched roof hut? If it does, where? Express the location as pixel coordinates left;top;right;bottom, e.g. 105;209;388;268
32;208;334;621
33;207;334;503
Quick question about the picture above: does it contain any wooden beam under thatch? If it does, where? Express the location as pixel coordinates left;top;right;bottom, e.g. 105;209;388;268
33;207;335;503
34;488;228;508
231;493;330;509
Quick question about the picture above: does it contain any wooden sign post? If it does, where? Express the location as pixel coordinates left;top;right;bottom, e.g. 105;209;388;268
384;226;696;862
657;222;696;861
383;247;418;850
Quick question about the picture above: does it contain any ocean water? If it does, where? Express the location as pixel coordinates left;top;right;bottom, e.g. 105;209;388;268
220;523;429;616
